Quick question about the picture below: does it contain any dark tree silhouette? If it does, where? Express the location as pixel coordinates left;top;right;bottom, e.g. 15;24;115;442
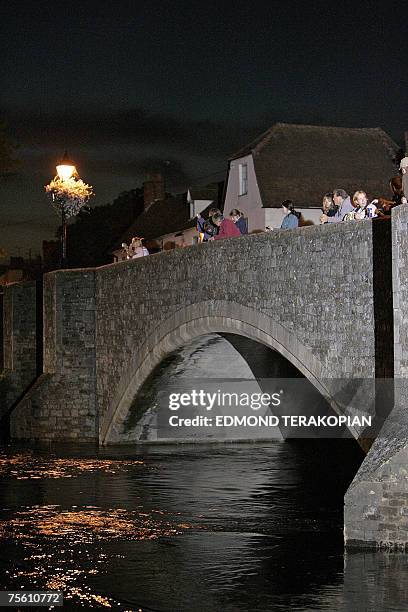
65;188;145;268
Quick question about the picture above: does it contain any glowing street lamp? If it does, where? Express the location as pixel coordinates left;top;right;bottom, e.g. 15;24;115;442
45;152;94;268
56;151;77;182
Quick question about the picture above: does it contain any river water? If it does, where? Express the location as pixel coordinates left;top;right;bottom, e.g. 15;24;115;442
1;440;408;612
1;335;408;611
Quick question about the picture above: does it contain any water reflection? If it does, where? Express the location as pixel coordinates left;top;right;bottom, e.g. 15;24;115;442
1;506;196;541
0;496;199;610
0;440;377;611
0;451;144;479
0;441;406;610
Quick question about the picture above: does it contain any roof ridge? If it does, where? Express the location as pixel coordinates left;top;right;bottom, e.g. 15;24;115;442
229;125;276;160
229;122;399;161
274;122;385;131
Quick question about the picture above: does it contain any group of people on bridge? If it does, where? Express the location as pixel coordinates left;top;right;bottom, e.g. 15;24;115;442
121;157;408;253
196;208;248;241
198;161;408;240
318;178;406;225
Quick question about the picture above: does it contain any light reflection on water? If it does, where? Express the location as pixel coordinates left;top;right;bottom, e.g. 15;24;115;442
1;506;196;541
0;452;144;479
0;494;199;610
0;442;407;611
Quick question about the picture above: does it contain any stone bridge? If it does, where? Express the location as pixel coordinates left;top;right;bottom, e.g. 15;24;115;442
2;204;408;549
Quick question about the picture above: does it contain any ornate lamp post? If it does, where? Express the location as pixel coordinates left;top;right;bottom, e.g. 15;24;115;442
56;152;76;267
45;152;94;268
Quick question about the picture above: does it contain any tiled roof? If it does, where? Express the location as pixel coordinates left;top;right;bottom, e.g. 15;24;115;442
230;123;399;207
112;181;225;249
113;195;190;249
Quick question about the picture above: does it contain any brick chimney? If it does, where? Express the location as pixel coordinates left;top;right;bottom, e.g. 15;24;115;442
143;173;165;210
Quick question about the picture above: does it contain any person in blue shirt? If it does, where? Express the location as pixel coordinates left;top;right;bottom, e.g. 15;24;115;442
280;200;301;229
230;209;248;234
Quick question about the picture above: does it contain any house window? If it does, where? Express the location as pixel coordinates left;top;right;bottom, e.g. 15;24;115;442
239;163;248;196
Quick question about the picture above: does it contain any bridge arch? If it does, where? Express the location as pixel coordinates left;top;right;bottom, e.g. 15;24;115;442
101;300;351;444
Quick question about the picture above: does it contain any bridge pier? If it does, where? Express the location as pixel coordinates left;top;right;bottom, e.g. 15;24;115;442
10;271;98;441
344;204;408;549
0;281;37;428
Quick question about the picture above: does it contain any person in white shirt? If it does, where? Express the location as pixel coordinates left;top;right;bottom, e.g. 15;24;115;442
344;191;377;221
123;237;149;259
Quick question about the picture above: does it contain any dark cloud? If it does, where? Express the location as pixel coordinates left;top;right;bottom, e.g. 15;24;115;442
2;107;263;159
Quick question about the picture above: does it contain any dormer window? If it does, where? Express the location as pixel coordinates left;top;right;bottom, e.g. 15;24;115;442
239;163;248;196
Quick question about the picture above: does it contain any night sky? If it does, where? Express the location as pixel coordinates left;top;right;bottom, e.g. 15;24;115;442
1;0;407;256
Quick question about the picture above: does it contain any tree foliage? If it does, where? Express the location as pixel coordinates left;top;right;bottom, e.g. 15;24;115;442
65;188;145;268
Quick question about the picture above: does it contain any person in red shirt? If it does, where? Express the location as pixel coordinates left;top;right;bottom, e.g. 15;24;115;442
210;213;241;240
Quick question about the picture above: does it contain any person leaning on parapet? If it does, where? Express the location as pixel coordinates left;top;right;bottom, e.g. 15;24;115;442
320;193;337;223
209;212;241;240
320;189;354;224
400;156;408;200
373;176;407;218
196;207;221;241
280;200;301;229
343;191;372;221
230;209;248;234
124;236;149;258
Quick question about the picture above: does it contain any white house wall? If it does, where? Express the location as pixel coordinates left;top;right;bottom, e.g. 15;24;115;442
224;155;266;232
158;227;198;249
190;199;214;217
300;208;325;227
225;155;327;232
264;207;323;230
